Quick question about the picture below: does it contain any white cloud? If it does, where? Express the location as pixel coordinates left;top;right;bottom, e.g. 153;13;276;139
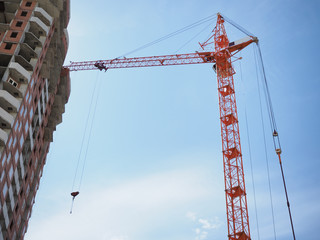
25;167;216;240
187;213;223;240
199;218;221;230
186;211;197;221
196;231;208;240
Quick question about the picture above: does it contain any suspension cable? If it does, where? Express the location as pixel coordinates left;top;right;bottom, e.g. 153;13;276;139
255;43;296;240
118;14;217;58
70;71;102;214
256;43;280;149
71;71;100;192
254;46;277;240
220;13;255;37
174;20;215;54
239;56;261;240
78;73;103;190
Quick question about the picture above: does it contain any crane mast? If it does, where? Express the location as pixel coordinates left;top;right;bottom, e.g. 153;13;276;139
214;15;250;240
64;14;256;240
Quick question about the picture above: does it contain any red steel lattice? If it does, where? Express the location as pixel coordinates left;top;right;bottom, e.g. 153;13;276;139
214;14;250;240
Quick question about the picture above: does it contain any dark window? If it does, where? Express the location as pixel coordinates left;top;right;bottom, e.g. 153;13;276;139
21;11;28;17
9;221;13;230
1;123;6;127
14;92;19;96
26;2;32;7
16;21;23;27
10;32;18;38
0;2;5;12
5;43;12;50
7;107;13;111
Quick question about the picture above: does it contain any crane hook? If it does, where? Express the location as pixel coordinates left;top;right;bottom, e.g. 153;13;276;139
70;191;80;214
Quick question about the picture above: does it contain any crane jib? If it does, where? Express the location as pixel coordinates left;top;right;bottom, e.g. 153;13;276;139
64;38;255;72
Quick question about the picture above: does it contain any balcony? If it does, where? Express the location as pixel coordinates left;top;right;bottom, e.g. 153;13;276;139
34;7;52;27
14;55;33;72
0;107;14;129
0;54;12;68
3;62;31;98
23;32;42;54
0;128;8;146
8;61;31;82
29;17;49;40
0;54;12;80
18;43;38;67
0;90;20;113
3;76;26;99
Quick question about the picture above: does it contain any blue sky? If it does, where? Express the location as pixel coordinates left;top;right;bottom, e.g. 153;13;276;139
25;0;320;240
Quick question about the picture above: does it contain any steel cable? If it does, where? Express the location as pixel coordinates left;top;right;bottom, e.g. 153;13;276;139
239;55;261;240
254;46;277;240
78;72;103;191
255;43;296;240
71;71;100;192
118;14;217;58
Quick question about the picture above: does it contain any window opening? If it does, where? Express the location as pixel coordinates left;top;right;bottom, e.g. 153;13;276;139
5;43;13;50
10;32;18;38
16;21;23;27
21;11;28;17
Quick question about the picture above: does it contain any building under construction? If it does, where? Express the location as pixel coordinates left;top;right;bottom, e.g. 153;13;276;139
0;0;70;239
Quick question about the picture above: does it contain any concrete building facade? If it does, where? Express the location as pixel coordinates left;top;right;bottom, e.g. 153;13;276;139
0;0;70;239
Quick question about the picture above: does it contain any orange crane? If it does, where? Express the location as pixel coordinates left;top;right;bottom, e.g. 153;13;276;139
65;14;257;240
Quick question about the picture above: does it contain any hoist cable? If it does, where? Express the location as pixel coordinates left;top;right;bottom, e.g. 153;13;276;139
254;46;277;240
78;73;103;190
256;43;280;150
255;43;296;240
239;57;261;240
279;155;296;240
118;14;217;58
71;71;100;192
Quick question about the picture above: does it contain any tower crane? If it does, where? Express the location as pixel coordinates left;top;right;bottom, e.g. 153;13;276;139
65;13;258;240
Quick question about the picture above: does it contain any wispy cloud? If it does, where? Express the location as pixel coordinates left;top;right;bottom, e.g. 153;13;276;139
26;167;216;240
186;212;223;240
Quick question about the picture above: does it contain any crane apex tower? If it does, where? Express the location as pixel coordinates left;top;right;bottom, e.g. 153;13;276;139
0;0;70;239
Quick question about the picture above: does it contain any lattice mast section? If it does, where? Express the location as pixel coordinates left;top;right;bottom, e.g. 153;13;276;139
214;14;251;240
